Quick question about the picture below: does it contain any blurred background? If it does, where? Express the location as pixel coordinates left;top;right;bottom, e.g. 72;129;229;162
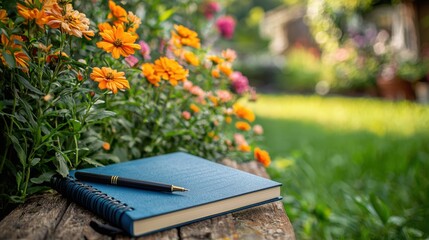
215;0;429;239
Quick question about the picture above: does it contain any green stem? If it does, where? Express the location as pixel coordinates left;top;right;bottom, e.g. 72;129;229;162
0;76;17;172
74;134;79;167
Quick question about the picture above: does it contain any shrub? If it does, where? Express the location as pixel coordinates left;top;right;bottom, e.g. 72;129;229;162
0;0;270;210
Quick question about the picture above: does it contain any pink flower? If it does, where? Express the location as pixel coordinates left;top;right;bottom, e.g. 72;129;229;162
234;133;247;146
253;124;263;135
139;40;151;60
216;90;233;102
190;85;205;98
216;16;236;39
183;80;193;91
230;71;249;94
182;111;191;120
125;55;139;67
203;1;221;20
222;48;237;62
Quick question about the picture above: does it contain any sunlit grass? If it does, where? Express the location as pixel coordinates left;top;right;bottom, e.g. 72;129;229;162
248;94;429;239
249;95;429;137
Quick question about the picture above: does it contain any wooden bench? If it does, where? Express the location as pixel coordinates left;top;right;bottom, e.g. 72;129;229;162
0;160;295;240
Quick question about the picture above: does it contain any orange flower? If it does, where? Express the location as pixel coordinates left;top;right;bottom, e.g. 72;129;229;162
102;142;111;151
96;24;140;59
46;3;94;40
141;63;161;87
171;25;201;49
207;55;224;65
153;57;188;86
108;0;128;25
184;51;200;66
218;62;233;76
127;11;141;32
46;51;69;64
0;34;30;73
190;103;200;113
13;51;30;73
98;22;114;33
211;69;220;78
225;116;232;124
0;9;9;23
208;95;218;106
238;144;251;152
235;121;251;131
90;67;130;94
254;147;271;167
17;0;58;28
233;103;255;122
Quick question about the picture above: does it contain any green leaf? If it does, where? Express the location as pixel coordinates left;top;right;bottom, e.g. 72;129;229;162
30;172;54;184
69;119;82;132
55;152;69;177
86;110;116;122
164;129;192;137
81;157;104;167
159;8;176;22
2;51;15;68
8;134;27;167
94;99;105;105
30;158;41;166
370;193;390;225
17;75;44;95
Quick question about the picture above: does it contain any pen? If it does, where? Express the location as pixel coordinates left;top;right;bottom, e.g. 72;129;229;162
74;171;189;192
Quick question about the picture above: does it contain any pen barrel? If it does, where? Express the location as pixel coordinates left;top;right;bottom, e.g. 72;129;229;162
74;171;173;192
117;178;172;192
75;171;111;184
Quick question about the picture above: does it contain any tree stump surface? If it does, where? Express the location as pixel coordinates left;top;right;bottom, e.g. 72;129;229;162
0;160;295;240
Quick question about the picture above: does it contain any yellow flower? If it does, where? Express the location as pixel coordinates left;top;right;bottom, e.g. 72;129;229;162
190;103;200;113
0;9;9;23
235;121;251;131
171;25;201;49
90;67;130;94
46;3;94;40
254;147;271;167
96;24;140;59
184;51;200;66
141;63;161;87
233;103;255;122
108;0;128;25
153;57;188;86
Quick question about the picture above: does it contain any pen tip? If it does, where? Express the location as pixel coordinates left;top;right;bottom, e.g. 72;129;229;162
172;186;189;192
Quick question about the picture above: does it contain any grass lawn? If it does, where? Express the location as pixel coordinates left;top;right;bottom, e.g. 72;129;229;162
249;95;429;239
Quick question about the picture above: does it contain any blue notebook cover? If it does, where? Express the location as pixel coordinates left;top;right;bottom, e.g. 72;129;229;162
51;152;282;236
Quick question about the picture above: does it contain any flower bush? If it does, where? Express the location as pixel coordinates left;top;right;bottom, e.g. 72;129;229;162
0;0;270;207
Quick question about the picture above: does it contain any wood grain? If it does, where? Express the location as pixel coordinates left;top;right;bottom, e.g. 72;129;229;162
0;160;295;240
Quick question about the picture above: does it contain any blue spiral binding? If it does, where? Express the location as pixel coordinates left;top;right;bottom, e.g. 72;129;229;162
51;175;134;228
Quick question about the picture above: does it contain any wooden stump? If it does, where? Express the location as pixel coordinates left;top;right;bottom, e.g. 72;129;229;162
0;160;295;240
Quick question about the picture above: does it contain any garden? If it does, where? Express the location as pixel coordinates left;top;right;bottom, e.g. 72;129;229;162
1;0;429;239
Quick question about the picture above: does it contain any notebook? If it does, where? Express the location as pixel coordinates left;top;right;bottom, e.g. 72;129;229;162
50;152;282;236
